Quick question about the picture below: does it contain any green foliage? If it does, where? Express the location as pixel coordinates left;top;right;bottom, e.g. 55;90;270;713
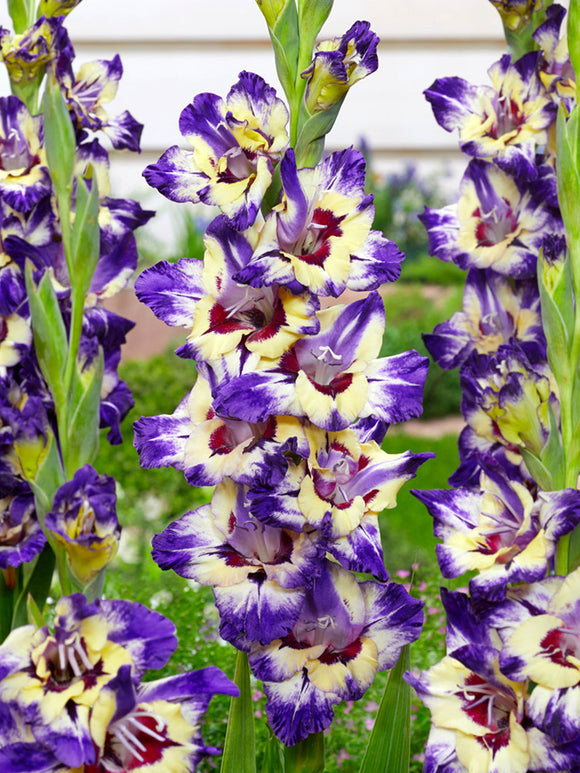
360;645;411;773
381;433;459;574
24;263;68;410
71;177;100;297
381;283;463;419
42;76;76;206
7;0;35;32
221;652;257;773
96;351;204;526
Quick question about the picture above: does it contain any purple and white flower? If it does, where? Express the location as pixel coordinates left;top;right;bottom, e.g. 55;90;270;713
143;72;289;230
44;465;121;587
423;268;545;370
236;148;404;297
213;292;428;432
250;560;423;745
152;478;325;647
301;21;379;113
420;160;562;277
425;52;557;179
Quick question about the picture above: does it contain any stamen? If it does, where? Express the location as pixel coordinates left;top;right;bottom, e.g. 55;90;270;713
114;724;146;762
133;709;166;733
316;345;342;364
58;643;66;673
66;645;82;677
74;639;93;671
128;715;166;741
487;695;495;727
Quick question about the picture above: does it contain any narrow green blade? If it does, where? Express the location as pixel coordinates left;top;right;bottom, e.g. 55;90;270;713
359;645;411;773
220;650;257;773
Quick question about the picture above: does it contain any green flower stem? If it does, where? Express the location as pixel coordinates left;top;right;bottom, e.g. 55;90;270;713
33;494;71;597
51;191;74;465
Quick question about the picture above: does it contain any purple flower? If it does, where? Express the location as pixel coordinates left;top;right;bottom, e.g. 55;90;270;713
423;268;545;370
87;664;237;772
236;148;403;297
301;21;379;113
420;160;562;277
0;473;45;570
135;216;320;366
248;426;431;578
493;569;580;746
152;479;325;647
489;0;543;31
414;455;580;601
250;560;423;745
460;344;556;457
0;97;51;214
143;72;289;229
0;16;73;87
45;465;121;586
425;53;557;179
0;594;176;767
534;5;576;107
134;372;309;488
406;590;573;773
59;54;143;151
213;292;428;432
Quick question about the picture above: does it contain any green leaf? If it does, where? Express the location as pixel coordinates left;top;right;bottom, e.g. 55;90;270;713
297;0;333;67
557;106;580;244
539;402;565;490
11;544;55;630
7;0;35;32
270;0;300;111
255;0;290;27
27;430;66;517
65;349;104;476
42;76;76;202
521;447;554;491
294;98;344;166
26;591;46;628
24;262;68;409
220;650;257;773
262;731;285;773
359;645;411;773
0;569;17;642
71;176;100;297
537;250;575;380
569;0;580;81
258;0;299;107
284;732;324;773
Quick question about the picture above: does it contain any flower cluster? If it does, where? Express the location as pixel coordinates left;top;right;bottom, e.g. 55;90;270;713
408;4;580;770
0;4;152;589
0;593;237;771
135;24;431;745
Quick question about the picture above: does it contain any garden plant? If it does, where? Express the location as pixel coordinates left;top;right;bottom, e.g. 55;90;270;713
1;0;580;772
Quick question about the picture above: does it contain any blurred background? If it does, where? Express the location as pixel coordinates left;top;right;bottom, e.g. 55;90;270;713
1;0;507;231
